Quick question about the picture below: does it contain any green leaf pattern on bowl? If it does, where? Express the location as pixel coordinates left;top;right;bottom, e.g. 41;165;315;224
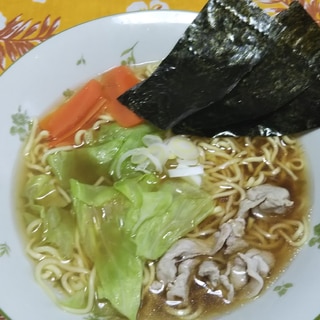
76;55;86;65
309;223;320;248
274;282;293;297
10;106;31;141
0;243;10;257
121;41;138;66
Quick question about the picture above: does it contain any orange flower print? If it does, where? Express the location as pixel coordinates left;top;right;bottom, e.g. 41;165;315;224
254;0;291;15
302;0;320;24
256;0;320;24
126;0;169;12
0;14;60;71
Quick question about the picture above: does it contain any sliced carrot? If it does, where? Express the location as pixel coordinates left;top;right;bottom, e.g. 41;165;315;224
101;65;144;127
39;79;104;146
49;97;107;147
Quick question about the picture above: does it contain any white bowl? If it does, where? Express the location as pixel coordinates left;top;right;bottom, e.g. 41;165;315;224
0;10;320;320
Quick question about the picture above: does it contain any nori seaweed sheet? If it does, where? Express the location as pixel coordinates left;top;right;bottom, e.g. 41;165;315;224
207;78;320;137
118;0;276;129
173;1;320;136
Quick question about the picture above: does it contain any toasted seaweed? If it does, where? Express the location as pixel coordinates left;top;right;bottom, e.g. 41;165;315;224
173;1;320;136
207;80;320;137
119;0;276;129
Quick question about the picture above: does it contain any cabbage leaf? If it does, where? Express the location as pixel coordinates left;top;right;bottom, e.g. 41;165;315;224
70;173;214;319
70;179;142;320
41;206;76;259
132;178;214;259
47;123;161;186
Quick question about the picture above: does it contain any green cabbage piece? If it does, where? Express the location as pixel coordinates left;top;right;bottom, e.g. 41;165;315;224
113;174;214;259
70;180;129;261
23;174;75;259
70;174;214;319
113;173;171;234
58;287;89;310
47;123;162;187
70;179;142;320
89;299;127;320
41;206;76;259
131;179;214;260
24;174;69;207
95;220;143;320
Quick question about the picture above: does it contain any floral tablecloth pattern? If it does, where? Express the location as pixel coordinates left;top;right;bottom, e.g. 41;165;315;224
1;0;320;320
0;0;320;75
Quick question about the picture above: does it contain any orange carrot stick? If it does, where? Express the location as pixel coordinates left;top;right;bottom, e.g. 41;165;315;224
101;65;143;127
50;97;107;147
39;79;103;145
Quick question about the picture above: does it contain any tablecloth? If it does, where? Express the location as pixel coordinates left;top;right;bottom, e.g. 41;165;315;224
0;0;319;77
0;0;320;319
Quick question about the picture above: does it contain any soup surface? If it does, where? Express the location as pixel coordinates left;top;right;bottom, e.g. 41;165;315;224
16;63;310;320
